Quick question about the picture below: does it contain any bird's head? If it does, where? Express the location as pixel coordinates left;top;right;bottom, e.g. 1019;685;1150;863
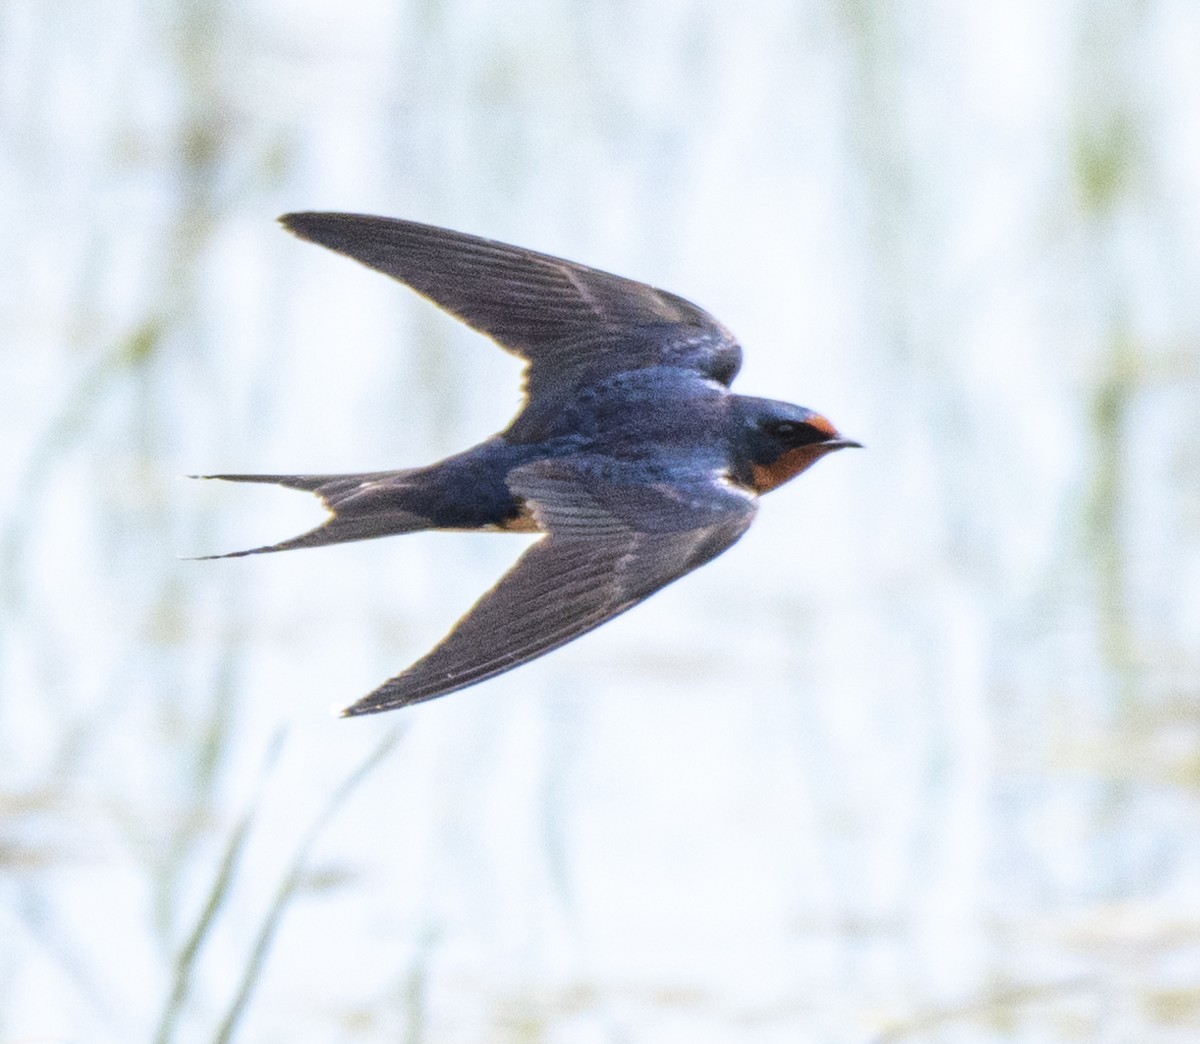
734;397;861;494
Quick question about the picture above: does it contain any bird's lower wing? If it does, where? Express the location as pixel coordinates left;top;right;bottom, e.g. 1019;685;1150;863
342;460;755;715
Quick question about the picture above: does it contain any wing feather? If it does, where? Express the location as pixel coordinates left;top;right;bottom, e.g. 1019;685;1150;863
342;461;756;714
280;212;743;402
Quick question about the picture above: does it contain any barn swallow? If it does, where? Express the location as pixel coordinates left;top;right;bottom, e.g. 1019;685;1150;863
201;213;859;715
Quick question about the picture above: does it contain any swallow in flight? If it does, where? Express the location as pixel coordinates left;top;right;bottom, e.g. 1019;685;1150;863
201;213;859;715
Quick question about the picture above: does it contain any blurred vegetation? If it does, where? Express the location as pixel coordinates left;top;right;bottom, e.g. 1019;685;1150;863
2;0;1198;1041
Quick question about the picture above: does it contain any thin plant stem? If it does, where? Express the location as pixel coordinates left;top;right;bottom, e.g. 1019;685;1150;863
212;726;407;1044
154;729;288;1044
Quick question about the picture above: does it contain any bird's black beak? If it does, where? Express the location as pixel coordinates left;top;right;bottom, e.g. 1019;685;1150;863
824;436;863;451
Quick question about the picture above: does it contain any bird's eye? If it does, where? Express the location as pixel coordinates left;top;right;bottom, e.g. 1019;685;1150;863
768;420;827;445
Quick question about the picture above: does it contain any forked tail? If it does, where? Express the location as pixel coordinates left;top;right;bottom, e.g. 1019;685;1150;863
193;470;434;558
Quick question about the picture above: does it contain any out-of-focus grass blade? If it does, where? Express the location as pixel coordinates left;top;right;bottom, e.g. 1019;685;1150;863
153;728;287;1044
212;726;407;1044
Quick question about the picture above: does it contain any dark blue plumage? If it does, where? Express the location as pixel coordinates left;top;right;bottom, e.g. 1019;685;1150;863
202;213;858;713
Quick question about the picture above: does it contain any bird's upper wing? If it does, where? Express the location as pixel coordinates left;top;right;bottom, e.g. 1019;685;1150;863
280;212;743;404
342;458;757;715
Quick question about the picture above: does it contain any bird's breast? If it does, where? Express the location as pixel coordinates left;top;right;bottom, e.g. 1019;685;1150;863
750;446;828;493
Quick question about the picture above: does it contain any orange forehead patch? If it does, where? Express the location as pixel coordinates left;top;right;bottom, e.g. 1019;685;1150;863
807;413;837;437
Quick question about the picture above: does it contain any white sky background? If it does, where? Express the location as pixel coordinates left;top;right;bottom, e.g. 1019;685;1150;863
2;0;1200;1041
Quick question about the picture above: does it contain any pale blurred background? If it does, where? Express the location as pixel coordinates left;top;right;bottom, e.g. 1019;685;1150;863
3;0;1199;1041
